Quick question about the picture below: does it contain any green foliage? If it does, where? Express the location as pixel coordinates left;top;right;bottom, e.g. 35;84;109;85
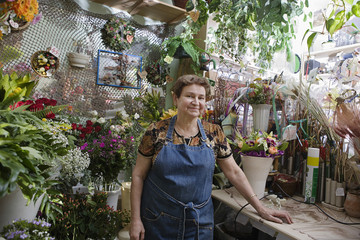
135;89;163;128
303;0;360;54
206;0;305;69
0;109;66;222
50;192;130;240
0;69;37;110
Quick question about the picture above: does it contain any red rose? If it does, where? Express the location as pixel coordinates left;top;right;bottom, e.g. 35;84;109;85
79;133;86;139
35;98;48;105
46;112;55;119
71;123;77;130
86;120;93;127
48;99;57;106
95;125;102;132
29;103;44;111
77;124;83;131
10;101;24;110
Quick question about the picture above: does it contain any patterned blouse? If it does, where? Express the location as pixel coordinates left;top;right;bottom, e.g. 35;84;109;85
138;118;232;164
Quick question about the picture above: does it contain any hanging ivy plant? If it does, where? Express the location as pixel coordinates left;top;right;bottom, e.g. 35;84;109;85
101;17;135;52
205;0;306;69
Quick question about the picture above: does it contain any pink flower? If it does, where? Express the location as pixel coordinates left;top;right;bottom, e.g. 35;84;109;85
269;146;278;155
100;142;105;148
31;12;42;25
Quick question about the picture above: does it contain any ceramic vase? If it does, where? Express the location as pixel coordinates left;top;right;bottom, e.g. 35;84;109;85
251;104;272;132
241;155;274;199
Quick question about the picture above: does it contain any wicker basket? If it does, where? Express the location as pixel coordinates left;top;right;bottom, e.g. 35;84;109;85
30;51;59;77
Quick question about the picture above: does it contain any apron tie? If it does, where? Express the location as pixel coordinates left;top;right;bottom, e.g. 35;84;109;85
183;202;200;240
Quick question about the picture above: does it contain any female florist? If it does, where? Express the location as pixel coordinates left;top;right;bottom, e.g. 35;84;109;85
1;0;360;240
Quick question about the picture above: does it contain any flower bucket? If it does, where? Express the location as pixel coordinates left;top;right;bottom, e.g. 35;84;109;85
121;182;131;211
241;155;274;198
0;187;43;231
95;187;121;211
252;104;271;132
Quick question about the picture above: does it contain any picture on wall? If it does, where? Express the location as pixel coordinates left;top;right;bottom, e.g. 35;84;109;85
96;49;142;89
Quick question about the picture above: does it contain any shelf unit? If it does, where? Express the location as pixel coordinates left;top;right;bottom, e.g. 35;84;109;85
90;0;187;24
304;42;360;58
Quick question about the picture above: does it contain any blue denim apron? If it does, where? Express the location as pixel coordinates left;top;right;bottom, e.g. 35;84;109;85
141;116;215;240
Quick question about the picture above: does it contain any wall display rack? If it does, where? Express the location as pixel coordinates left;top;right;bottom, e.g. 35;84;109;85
96;49;142;89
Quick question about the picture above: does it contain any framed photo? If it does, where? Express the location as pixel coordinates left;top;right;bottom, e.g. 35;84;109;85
96;49;142;89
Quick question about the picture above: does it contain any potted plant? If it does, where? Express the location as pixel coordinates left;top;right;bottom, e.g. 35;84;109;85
204;0;305;69
303;0;360;54
0;70;69;228
228;130;289;198
50;192;130;240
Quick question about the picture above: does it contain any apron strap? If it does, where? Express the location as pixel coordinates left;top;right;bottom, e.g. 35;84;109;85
165;115;177;143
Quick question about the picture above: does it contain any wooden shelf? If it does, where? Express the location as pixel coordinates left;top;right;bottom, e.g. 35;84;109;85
304;43;360;58
90;0;187;24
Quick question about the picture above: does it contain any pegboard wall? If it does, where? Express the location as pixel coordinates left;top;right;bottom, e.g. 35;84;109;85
0;0;177;116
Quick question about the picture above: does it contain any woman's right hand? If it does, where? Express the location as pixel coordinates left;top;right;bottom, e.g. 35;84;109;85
129;219;145;240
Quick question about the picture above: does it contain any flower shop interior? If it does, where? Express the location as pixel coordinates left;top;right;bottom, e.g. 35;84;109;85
1;0;360;239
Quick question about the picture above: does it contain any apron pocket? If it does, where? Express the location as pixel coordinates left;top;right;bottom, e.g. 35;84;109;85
142;208;182;239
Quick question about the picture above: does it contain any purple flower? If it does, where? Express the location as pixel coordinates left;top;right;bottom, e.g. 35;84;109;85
31;12;42;25
80;142;88;150
100;142;105;148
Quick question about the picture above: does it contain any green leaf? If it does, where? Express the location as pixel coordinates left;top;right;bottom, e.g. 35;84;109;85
21;146;44;161
352;3;360;17
345;0;354;5
305;0;309;8
307;32;318;53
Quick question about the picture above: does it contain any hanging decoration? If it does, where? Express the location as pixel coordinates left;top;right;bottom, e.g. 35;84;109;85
145;60;170;86
101;17;135;52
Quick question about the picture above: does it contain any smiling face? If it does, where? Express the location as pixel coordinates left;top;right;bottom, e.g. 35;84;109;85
173;84;206;119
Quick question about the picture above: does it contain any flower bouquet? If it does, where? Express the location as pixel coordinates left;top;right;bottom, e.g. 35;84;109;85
228;130;289;158
245;80;274;105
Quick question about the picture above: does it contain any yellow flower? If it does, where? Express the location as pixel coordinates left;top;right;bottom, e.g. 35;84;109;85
24;0;38;22
42;118;47;122
13;0;30;19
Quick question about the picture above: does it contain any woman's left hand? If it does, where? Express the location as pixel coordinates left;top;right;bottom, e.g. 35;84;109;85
257;206;293;224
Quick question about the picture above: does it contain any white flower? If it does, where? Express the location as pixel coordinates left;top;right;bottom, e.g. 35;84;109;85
110;125;116;131
91;117;97;123
120;109;129;119
134;113;140;119
90;110;98;117
164;55;174;64
97;117;106;123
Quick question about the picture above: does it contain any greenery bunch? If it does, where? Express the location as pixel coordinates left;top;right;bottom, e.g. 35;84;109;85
207;0;305;69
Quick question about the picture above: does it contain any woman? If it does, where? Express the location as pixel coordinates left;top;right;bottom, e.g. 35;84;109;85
130;75;292;240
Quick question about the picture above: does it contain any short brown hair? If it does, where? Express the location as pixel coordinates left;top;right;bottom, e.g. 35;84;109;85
172;74;211;98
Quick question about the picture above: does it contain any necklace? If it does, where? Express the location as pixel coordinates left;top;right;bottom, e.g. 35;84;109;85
175;124;199;138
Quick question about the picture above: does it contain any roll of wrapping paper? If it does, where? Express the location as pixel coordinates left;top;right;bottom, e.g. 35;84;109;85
305;148;320;203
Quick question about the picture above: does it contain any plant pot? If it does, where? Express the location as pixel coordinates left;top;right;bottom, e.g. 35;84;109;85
67;52;90;68
241;155;274;199
0;187;44;231
172;0;188;9
121;182;131;211
344;190;360;218
251;104;272;132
